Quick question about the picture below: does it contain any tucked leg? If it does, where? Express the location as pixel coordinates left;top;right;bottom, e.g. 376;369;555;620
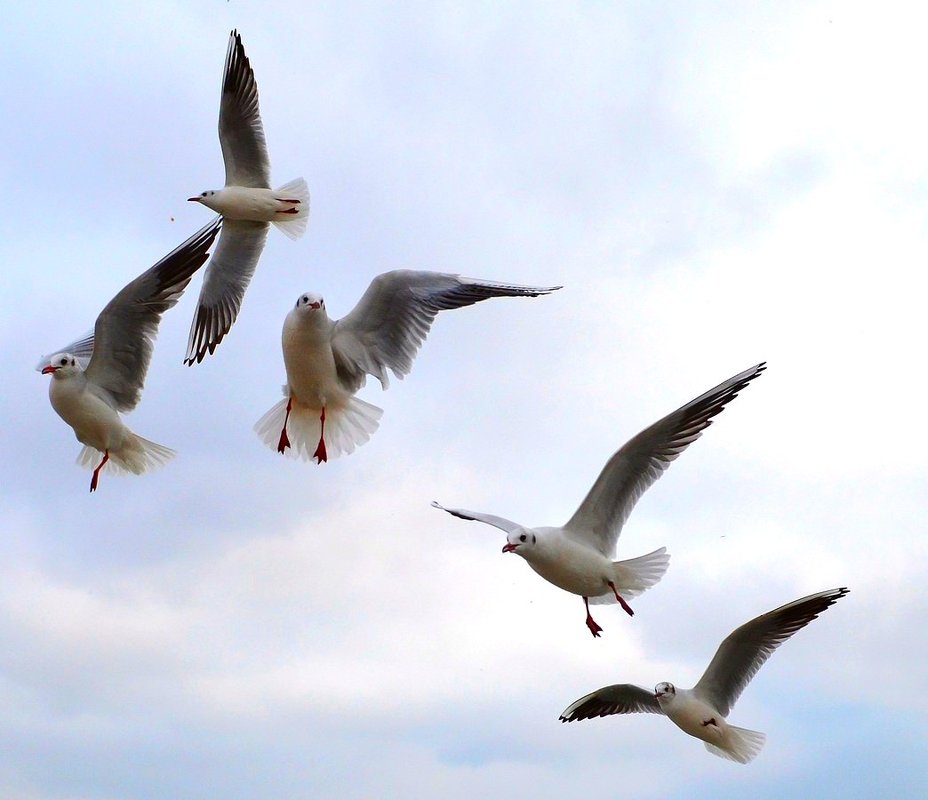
313;406;328;463
583;596;603;638
277;397;293;454
90;450;109;493
608;581;635;616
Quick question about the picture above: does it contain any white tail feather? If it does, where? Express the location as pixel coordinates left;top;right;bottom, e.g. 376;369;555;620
271;177;310;240
589;547;670;605
76;434;174;477
254;395;383;462
704;725;766;764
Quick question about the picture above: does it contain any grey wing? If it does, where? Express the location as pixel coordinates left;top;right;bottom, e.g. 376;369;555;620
562;362;766;556
219;29;270;189
84;218;221;410
430;501;523;535
35;330;95;371
693;587;849;717
559;684;662;722
330;270;560;393
184;219;269;364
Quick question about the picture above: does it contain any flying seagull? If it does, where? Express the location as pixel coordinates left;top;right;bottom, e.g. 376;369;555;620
38;219;221;491
433;362;765;636
185;29;309;365
255;270;560;463
559;587;849;763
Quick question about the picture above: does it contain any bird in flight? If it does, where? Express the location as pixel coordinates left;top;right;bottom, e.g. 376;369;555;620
559;587;849;762
39;219;221;491
255;270;560;463
433;362;766;636
186;29;309;365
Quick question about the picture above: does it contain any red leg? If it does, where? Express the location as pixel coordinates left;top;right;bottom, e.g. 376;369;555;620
90;450;109;493
277;397;292;454
312;406;328;464
608;581;635;617
583;596;603;638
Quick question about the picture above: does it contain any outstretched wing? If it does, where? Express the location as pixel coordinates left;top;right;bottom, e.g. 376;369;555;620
562;362;766;557
559;684;662;722
219;29;270;189
430;501;523;535
184;219;269;364
330;270;560;393
694;587;850;717
84;219;221;410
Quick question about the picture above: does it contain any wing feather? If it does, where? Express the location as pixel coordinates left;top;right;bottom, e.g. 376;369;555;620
81;219;220;410
559;684;662;722
184;219;269;364
220;30;270;189
562;363;766;556
693;587;850;717
330;270;560;393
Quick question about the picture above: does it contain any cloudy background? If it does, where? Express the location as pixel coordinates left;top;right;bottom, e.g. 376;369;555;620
2;1;926;797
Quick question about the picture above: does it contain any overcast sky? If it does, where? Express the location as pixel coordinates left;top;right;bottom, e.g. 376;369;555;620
1;2;926;798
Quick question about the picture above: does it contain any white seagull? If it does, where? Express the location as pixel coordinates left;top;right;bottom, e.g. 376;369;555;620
559;587;850;763
38;219;221;492
185;29;309;365
433;362;765;636
254;270;560;463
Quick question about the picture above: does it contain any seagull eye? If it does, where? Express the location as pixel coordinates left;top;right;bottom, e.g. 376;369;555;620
519;534;527;542
201;191;207;197
59;357;67;366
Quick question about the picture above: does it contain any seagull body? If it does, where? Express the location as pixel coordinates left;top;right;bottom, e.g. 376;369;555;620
39;220;221;491
433;362;766;636
185;29;308;365
559;587;850;763
255;270;561;463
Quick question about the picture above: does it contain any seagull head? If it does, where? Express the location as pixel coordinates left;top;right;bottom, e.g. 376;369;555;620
654;682;676;704
40;352;80;378
188;190;220;208
295;292;325;312
502;529;536;556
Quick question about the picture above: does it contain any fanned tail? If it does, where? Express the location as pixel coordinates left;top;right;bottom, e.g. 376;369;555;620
589;547;670;606
705;726;767;764
254;394;382;462
76;435;175;477
271;177;310;240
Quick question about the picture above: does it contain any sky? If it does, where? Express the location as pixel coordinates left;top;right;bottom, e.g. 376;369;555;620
1;1;927;798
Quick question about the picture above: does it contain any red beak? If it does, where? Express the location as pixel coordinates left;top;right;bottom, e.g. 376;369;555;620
41;365;58;374
502;543;518;553
187;197;201;202
309;301;322;309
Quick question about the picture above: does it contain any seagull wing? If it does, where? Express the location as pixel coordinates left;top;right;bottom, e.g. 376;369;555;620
559;684;662;722
562;362;766;556
430;501;523;535
693;587;850;717
184;219;269;364
219;29;270;189
330;270;560;393
83;219;220;410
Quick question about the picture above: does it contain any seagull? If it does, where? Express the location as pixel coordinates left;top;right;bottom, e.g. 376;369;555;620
559;587;850;763
38;219;221;492
432;362;765;637
185;29;309;365
254;270;561;463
